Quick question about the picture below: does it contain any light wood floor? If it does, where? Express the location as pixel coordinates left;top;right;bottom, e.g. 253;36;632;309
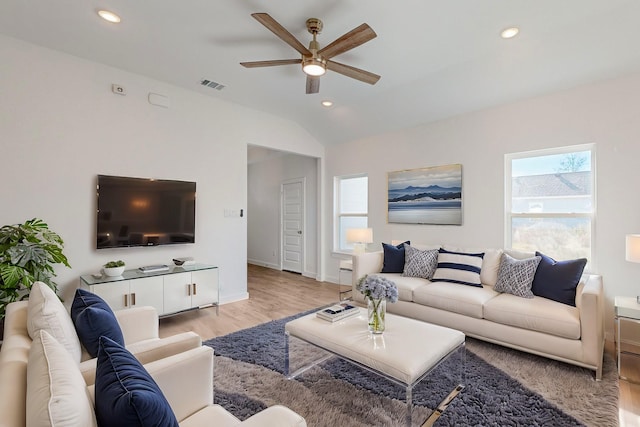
159;264;640;426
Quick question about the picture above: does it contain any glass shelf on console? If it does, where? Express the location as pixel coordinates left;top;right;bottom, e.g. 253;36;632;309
80;263;217;285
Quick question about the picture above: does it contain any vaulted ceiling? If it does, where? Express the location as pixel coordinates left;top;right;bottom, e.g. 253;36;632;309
2;1;640;145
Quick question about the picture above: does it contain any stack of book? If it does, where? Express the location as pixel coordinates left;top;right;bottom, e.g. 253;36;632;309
316;303;359;322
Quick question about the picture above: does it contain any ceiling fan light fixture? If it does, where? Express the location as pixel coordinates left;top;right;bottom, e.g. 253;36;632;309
500;27;519;39
302;57;326;76
97;10;121;23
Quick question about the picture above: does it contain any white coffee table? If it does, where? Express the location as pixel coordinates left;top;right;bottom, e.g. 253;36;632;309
285;307;465;426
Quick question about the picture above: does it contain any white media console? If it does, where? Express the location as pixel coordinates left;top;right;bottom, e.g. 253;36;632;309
80;263;219;317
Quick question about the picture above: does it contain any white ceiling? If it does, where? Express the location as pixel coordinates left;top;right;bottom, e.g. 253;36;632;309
3;1;640;146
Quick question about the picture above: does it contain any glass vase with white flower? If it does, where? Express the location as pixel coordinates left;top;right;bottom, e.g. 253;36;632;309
356;275;398;334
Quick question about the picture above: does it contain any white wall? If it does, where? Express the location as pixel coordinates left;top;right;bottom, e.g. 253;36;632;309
247;153;318;278
0;35;324;305
325;72;640;339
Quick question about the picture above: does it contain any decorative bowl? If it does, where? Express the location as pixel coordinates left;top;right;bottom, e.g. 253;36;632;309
103;266;125;277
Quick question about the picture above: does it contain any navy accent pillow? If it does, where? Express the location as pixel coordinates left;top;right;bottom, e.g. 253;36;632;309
95;336;179;427
531;251;587;306
71;289;124;358
381;241;410;273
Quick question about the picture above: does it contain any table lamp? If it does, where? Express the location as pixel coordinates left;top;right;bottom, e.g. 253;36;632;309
347;228;373;254
625;234;640;303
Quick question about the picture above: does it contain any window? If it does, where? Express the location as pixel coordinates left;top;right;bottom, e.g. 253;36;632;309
334;174;368;252
505;144;595;267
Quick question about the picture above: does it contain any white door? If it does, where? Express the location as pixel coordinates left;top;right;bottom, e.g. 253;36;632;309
282;179;304;273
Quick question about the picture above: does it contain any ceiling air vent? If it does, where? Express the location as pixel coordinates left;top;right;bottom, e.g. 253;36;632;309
200;79;226;91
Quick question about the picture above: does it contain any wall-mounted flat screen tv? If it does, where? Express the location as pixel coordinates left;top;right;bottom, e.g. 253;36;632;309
97;175;196;249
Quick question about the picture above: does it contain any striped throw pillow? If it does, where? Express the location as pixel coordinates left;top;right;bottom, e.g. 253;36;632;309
432;248;484;287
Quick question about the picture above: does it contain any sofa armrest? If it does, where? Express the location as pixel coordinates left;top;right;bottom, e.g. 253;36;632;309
0;301;30;427
352;252;384;284
115;306;159;344
240;405;307;427
351;252;384;304
145;346;214;422
80;331;202;385
576;273;605;379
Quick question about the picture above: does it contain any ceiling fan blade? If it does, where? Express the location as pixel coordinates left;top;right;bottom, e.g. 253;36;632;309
251;13;311;56
240;59;302;68
318;23;376;59
306;76;320;94
326;60;380;85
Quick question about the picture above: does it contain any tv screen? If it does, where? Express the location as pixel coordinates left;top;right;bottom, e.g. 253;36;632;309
97;175;196;249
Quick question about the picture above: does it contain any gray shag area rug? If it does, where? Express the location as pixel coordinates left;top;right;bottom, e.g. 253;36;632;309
204;310;618;427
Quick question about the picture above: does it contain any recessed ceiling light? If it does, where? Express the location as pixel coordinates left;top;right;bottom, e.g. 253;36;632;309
500;27;519;39
98;10;121;23
321;100;333;108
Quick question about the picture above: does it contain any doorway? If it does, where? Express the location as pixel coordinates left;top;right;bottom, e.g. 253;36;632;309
247;146;318;279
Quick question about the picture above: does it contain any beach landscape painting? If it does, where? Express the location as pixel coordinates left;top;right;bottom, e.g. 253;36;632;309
388;164;463;225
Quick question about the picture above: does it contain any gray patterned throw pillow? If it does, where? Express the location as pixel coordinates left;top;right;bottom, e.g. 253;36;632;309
402;245;439;279
494;253;542;298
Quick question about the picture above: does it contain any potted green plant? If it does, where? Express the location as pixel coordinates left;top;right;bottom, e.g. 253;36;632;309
0;218;71;322
103;260;125;277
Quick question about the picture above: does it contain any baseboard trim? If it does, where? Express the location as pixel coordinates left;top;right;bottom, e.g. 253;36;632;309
302;271;318;280
248;259;319;280
220;292;249;305
248;259;280;270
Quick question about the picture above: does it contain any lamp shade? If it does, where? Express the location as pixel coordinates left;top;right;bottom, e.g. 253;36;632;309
346;228;373;244
626;234;640;263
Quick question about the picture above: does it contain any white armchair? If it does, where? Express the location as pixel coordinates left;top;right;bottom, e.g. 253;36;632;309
136;346;307;427
79;305;202;384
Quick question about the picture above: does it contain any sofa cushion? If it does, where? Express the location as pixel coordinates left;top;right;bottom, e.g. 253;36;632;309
71;289;125;358
484;293;581;339
375;273;427;302
27;282;82;363
431;248;484;287
504;249;535;260
413;282;499;318
381;241;410;273
443;246;503;286
402;245;438;279
27;330;97;427
478;249;502;287
494;253;541;298
95;336;179;427
532;252;587;307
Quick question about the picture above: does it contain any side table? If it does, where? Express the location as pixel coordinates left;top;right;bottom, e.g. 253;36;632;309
338;259;353;301
615;296;640;383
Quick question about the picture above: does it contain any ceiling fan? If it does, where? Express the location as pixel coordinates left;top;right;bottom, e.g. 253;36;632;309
240;13;380;94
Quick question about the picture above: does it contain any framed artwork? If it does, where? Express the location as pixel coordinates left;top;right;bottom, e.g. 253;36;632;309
388;163;462;225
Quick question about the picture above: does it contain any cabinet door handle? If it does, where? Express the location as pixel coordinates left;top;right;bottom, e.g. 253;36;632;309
124;294;128;307
187;284;191;296
131;292;136;306
193;283;197;295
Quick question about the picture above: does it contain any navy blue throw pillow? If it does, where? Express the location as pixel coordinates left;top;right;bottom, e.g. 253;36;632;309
381;241;410;273
95;336;179;427
531;251;587;306
71;289;124;358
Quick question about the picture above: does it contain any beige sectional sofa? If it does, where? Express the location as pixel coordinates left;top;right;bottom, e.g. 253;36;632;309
351;245;605;380
0;284;307;427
